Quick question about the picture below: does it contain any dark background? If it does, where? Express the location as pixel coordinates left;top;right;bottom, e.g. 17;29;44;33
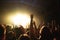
0;0;59;24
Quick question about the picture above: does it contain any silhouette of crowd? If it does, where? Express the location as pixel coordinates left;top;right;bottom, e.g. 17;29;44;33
0;15;60;40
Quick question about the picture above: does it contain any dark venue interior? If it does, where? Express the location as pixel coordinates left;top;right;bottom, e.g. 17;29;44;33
0;0;59;40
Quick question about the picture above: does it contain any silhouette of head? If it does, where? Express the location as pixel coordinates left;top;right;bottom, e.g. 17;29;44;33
7;31;16;40
20;34;30;40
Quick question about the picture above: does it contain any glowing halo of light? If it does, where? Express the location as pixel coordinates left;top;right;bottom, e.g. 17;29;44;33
10;13;30;28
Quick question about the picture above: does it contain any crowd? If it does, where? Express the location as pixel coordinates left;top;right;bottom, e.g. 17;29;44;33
0;15;60;40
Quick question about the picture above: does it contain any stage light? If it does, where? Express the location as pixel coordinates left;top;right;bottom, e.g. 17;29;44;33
10;13;30;28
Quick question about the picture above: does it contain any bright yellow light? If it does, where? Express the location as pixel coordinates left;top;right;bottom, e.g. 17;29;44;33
10;13;30;28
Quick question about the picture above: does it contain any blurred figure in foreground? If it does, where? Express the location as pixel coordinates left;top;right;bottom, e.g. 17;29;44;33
13;25;26;39
40;23;51;40
6;31;16;40
0;25;6;40
51;20;60;40
17;34;30;40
